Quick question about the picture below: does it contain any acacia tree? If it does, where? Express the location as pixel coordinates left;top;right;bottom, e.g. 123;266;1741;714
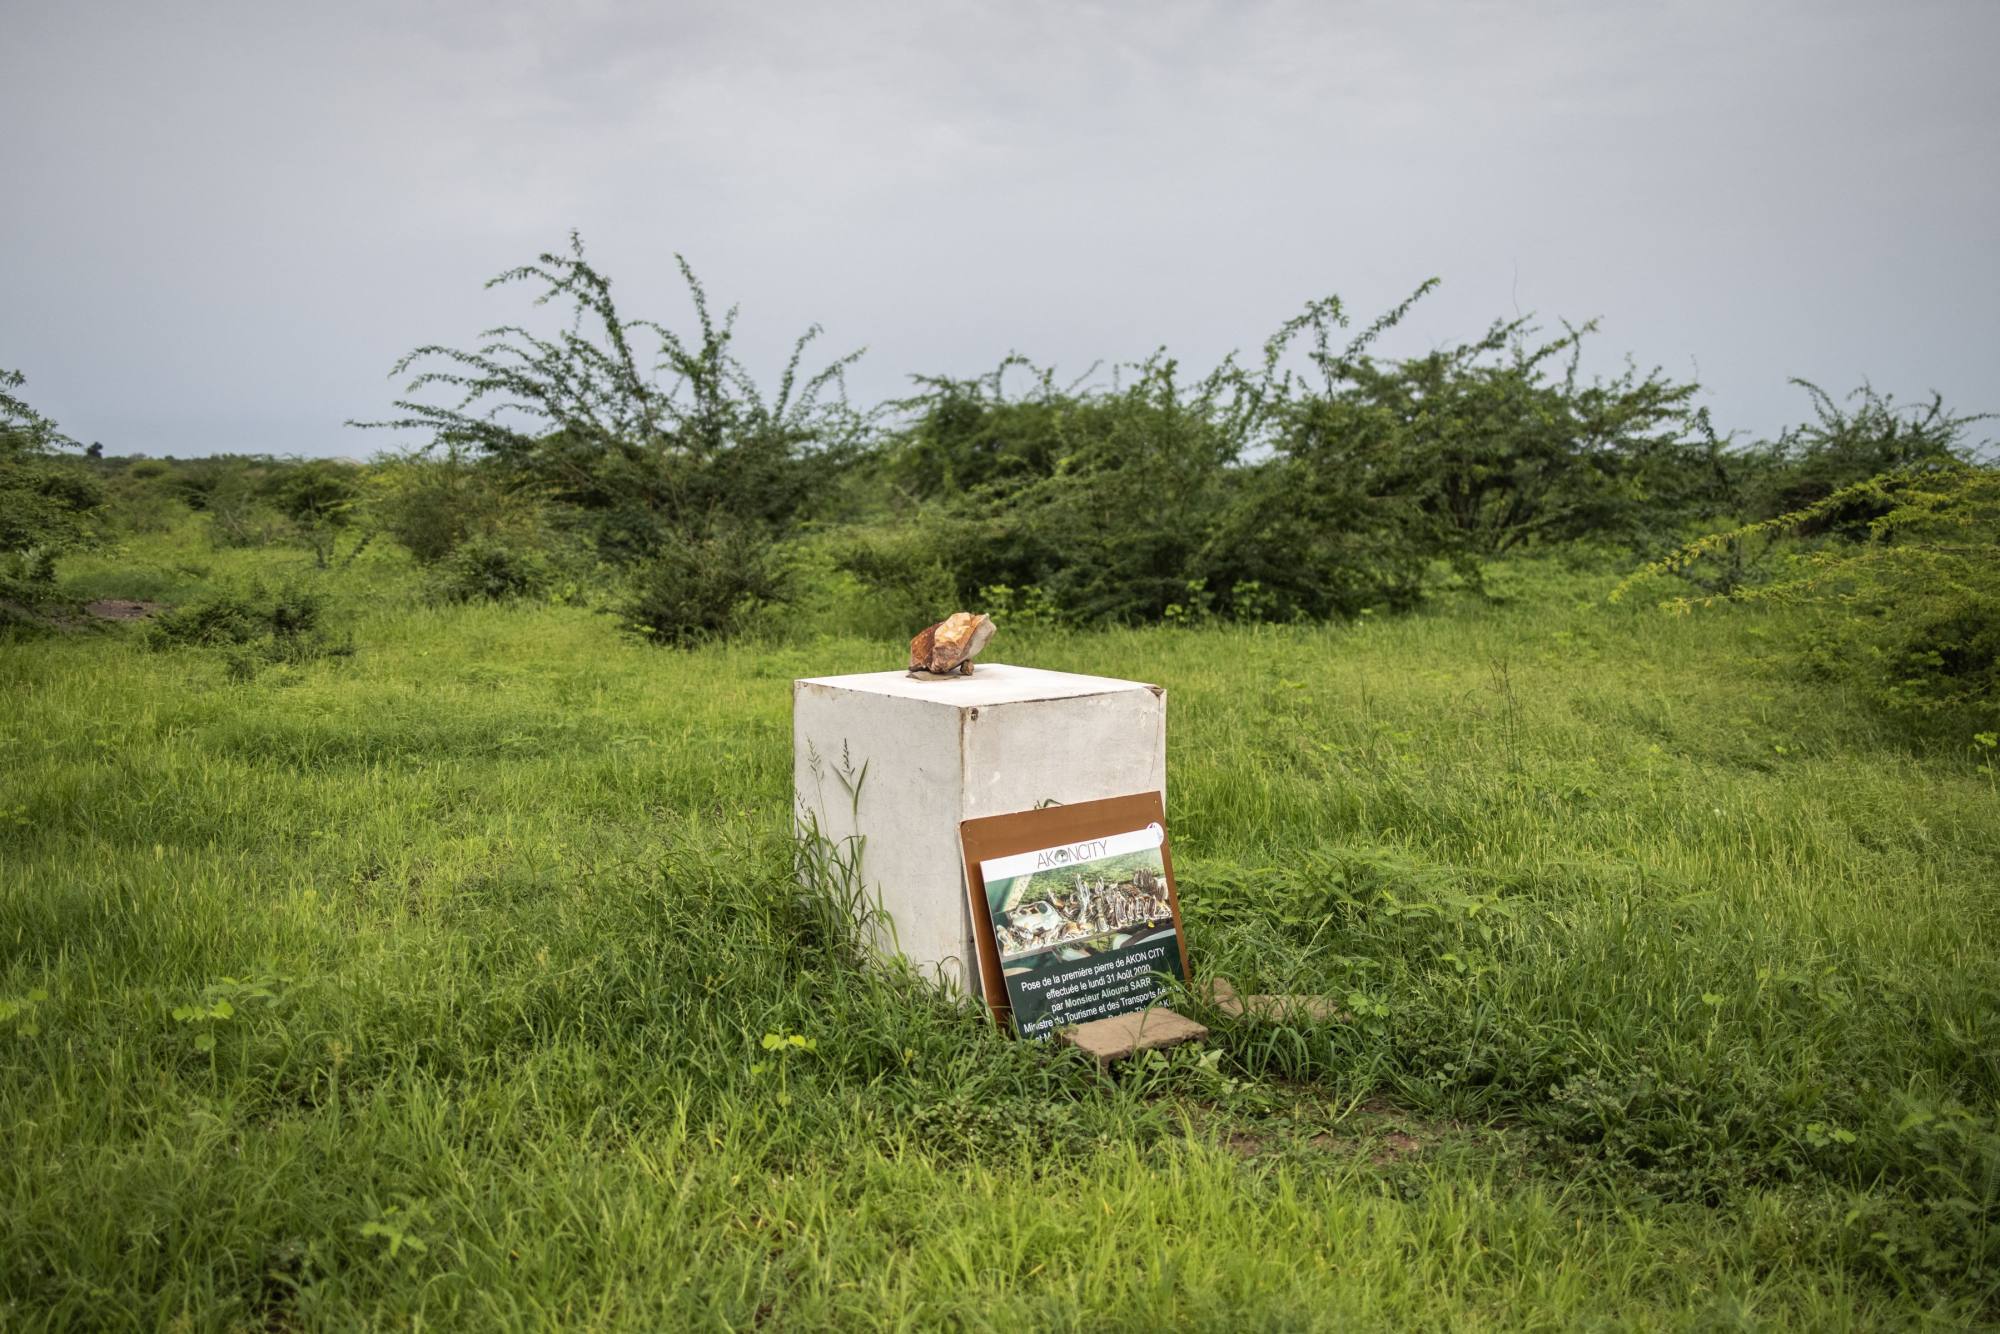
1260;290;1720;562
1735;380;1992;522
353;233;869;562
1;367;71;455
2;368;101;615
1618;463;2000;731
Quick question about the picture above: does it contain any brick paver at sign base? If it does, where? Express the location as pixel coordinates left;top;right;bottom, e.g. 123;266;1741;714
1058;1006;1208;1065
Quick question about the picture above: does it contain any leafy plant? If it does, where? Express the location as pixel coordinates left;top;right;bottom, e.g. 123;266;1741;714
621;522;785;646
171;973;286;1056
1260;299;1721;569
431;536;553;603
749;1029;818;1108
978;580;1065;629
371;450;543;564
1;367;101;621
268;460;362;568
877;286;1712;626
1618;464;2000;732
144;584;353;673
1735;379;1992;520
352;233;867;574
270;461;360;529
828;528;957;635
355;1196;434;1265
884;352;1272;624
0;988;49;1038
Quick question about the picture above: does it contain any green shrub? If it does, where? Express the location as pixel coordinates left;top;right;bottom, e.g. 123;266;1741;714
261;461;363;567
0;549;66;629
98;461;188;535
268;461;360;528
142;594;268;648
160;457;242;511
1734;380;1991;521
431;537;552;603
977;580;1065;628
353;233;865;572
881;292;1714;627
1260;296;1721;568
885;355;1268;624
1620;464;2000;733
144;584;352;672
1199;452;1434;620
373;454;541;564
622;526;784;647
202;471;288;549
885;357;1071;500
890;350;1445;624
829;529;956;633
1;368;101;623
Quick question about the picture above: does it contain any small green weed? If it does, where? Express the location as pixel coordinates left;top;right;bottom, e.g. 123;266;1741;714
170;972;286;1055
0;988;49;1037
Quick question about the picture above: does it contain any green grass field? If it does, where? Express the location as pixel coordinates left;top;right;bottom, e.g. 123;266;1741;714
4;527;1997;1329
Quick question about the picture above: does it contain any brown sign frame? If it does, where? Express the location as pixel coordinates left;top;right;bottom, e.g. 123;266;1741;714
959;791;1187;1032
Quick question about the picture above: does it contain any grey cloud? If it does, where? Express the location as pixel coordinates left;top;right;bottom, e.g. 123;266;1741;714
3;0;1995;456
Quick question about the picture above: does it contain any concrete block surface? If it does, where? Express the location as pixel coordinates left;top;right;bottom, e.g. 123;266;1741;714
793;663;1166;995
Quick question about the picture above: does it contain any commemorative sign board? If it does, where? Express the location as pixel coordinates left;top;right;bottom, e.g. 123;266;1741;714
960;792;1188;1039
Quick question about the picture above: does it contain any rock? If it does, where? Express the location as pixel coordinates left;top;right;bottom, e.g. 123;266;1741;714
1245;993;1348;1024
1199;976;1347;1024
907;611;996;677
1199;977;1247;1014
1057;1006;1207;1065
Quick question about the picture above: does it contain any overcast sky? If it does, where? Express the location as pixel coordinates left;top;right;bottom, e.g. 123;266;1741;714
4;0;1996;458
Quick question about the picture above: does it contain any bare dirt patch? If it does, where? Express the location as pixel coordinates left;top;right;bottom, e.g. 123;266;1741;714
1206;1091;1451;1169
1304;1124;1428;1163
84;599;165;621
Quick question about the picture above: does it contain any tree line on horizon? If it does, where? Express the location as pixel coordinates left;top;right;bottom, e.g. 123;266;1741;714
4;233;1995;730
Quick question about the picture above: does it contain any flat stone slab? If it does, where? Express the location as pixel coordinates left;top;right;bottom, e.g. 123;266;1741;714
1058;1006;1207;1064
1200;977;1348;1025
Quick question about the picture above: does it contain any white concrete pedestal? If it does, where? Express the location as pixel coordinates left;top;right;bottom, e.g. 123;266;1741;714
792;663;1166;996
